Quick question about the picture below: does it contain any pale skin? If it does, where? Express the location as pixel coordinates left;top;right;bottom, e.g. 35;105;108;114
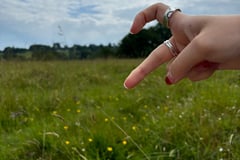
124;2;240;89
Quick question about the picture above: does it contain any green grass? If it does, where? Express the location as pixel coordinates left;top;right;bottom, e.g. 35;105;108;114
0;59;239;160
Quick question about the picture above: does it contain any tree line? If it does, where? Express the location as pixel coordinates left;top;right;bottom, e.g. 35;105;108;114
0;24;171;60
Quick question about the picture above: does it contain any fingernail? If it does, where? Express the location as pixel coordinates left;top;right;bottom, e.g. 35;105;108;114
123;83;129;89
165;76;173;85
129;31;134;34
165;72;174;85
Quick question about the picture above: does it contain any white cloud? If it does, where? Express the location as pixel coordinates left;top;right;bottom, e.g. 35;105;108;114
0;0;239;50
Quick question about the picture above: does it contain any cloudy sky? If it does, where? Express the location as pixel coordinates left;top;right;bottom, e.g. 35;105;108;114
0;0;239;50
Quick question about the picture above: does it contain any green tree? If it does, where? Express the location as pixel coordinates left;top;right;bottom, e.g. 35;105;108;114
30;44;56;60
3;47;16;59
118;24;171;58
69;45;89;60
95;44;117;59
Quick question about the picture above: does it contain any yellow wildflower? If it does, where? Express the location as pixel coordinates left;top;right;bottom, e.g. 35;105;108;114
88;138;93;142
52;111;57;115
107;147;113;152
77;109;81;113
65;141;70;145
64;126;69;130
132;126;137;131
104;118;109;122
122;140;127;145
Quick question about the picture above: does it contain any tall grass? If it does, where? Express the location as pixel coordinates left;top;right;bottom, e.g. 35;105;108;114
0;60;239;160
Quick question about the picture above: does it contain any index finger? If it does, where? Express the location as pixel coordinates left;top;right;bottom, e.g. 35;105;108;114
130;3;169;34
124;37;174;89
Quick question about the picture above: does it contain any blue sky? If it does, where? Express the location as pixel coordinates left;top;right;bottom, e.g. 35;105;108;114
0;0;239;50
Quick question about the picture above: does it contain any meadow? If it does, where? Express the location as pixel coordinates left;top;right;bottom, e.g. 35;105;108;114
0;59;239;160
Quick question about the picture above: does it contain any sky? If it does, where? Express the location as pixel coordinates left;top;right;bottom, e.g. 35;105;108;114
0;0;239;50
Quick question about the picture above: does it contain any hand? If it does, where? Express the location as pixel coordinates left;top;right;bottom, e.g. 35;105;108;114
124;2;240;89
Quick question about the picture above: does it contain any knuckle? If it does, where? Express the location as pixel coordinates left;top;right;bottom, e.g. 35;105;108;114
192;36;214;55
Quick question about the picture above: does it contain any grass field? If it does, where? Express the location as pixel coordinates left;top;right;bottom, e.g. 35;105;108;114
0;59;239;160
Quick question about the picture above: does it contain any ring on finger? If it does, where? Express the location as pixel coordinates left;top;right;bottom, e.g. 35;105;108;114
163;7;181;28
163;40;179;57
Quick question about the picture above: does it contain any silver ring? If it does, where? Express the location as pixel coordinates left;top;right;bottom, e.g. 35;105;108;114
163;40;179;57
163;7;181;28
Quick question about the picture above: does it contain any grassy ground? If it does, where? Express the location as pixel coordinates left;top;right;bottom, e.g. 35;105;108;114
0;59;239;160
